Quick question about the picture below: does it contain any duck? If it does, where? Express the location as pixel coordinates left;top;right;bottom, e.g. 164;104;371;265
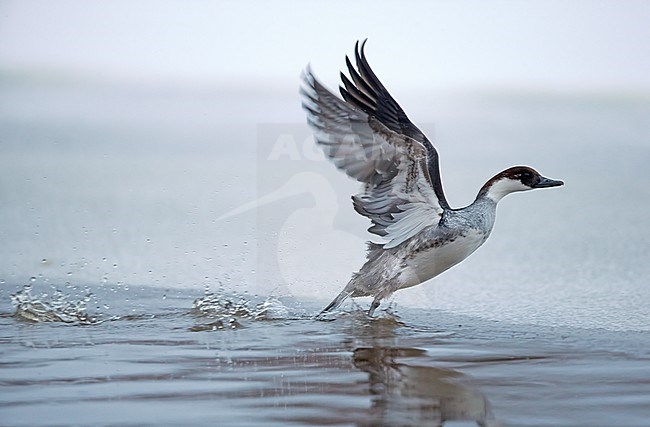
300;40;564;316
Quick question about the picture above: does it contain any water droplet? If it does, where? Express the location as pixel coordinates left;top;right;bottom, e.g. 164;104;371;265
102;258;107;262
67;272;72;276
29;276;36;283
41;258;47;264
162;294;167;300
112;264;118;269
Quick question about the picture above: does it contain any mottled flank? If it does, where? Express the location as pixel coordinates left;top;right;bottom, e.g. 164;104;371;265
302;40;563;316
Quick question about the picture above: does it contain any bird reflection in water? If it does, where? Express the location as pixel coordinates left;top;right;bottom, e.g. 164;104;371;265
353;346;500;427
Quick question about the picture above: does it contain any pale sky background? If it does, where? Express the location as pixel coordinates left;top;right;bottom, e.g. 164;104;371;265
1;0;650;93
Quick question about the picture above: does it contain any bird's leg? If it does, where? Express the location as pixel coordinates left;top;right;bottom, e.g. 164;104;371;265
367;297;381;317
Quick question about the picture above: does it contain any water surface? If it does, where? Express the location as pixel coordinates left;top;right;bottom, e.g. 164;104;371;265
2;284;650;427
1;78;650;426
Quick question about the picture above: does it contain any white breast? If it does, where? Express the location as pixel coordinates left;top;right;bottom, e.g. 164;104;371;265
399;230;486;289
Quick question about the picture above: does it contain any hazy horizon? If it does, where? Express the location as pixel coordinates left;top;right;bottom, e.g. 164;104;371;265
2;0;650;94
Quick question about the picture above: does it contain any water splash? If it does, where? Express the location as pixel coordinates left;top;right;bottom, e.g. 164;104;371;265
190;288;291;331
253;296;289;320
11;285;101;324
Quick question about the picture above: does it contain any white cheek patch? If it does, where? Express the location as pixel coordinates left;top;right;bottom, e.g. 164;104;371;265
486;178;530;202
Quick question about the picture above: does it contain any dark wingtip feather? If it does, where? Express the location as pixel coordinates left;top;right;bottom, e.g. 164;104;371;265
344;55;377;101
354;39;382;93
360;38;368;51
339;72;375;112
339;86;352;103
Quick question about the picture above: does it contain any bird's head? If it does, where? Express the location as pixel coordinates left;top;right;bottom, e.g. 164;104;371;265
480;166;564;202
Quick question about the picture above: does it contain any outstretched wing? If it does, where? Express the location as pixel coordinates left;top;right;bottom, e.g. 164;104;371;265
339;40;449;210
300;41;448;249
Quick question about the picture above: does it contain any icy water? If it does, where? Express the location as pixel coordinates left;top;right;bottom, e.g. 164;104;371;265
2;78;650;426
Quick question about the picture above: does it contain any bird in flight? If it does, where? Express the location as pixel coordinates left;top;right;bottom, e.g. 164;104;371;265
300;40;564;317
